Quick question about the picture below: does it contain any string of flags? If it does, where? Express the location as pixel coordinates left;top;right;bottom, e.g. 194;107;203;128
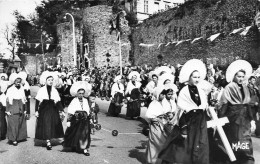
138;25;253;48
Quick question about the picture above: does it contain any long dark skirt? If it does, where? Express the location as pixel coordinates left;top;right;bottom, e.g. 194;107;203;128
6;100;27;142
7;113;27;142
63;111;91;151
108;92;123;117
0;104;7;140
126;101;140;118
35;100;64;140
222;104;254;164
159;110;209;164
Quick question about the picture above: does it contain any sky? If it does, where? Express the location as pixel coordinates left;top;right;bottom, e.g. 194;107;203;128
0;0;43;54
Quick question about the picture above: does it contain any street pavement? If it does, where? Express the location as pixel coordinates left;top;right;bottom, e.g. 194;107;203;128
0;86;259;164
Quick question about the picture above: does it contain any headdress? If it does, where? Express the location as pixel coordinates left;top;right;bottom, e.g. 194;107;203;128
70;81;91;97
39;71;59;86
179;59;207;83
114;75;121;83
128;71;141;81
9;73;24;84
226;60;253;83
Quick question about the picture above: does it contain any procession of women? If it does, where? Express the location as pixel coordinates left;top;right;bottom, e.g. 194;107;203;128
0;58;260;164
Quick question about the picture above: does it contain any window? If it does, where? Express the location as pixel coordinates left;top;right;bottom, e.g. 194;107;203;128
144;0;148;13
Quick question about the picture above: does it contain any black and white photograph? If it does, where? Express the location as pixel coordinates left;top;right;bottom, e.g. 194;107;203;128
0;0;260;163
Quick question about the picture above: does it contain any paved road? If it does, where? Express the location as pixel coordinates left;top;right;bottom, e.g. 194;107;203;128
0;86;259;164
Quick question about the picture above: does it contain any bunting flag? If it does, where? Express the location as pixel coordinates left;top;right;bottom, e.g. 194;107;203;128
46;44;50;50
191;37;203;43
35;43;40;48
240;26;252;36
165;42;171;46
208;33;221;42
175;40;185;46
139;43;155;47
157;43;164;49
230;28;244;35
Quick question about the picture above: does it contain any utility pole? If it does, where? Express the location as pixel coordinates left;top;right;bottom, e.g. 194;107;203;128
41;33;45;71
118;31;122;76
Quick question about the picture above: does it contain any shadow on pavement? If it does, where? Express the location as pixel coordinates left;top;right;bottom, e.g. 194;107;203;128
128;140;147;164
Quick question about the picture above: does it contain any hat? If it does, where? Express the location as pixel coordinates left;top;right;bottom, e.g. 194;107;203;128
70;81;91;97
154;66;172;76
128;71;141;80
0;73;8;80
179;59;207;83
153;86;165;100
164;83;178;93
226;60;253;83
114;75;121;83
18;71;27;81
40;71;59;86
157;73;175;87
9;73;24;84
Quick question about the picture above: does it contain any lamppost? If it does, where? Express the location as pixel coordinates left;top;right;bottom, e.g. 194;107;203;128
64;13;77;68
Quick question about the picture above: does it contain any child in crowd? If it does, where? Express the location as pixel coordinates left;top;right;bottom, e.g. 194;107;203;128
88;92;100;134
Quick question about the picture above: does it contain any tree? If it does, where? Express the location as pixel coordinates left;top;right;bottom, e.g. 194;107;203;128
1;24;18;60
12;10;43;55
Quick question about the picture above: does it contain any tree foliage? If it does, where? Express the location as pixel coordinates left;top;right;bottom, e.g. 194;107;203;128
14;0;107;55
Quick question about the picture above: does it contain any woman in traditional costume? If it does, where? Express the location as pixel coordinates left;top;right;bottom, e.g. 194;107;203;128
35;71;64;150
218;60;255;164
0;83;7;140
0;73;9;93
145;86;169;164
5;73;29;146
63;81;91;156
159;59;209;164
108;75;124;117
19;71;31;118
125;71;142;119
145;72;159;107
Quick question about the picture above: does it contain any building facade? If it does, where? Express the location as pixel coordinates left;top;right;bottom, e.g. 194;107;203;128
124;0;185;22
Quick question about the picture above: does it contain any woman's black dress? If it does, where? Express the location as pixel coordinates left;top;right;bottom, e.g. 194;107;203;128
108;92;124;117
63;111;91;151
0;99;7;140
126;88;141;118
35;86;64;140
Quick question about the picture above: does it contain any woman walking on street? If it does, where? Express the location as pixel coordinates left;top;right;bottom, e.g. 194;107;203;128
0;83;7;140
218;60;255;164
6;73;30;146
63;81;92;156
35;71;65;150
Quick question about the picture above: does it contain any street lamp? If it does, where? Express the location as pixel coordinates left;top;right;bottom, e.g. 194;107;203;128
64;13;77;68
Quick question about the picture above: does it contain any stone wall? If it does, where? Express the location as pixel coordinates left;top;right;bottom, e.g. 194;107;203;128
20;55;42;75
131;0;260;68
57;22;82;68
83;5;131;68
